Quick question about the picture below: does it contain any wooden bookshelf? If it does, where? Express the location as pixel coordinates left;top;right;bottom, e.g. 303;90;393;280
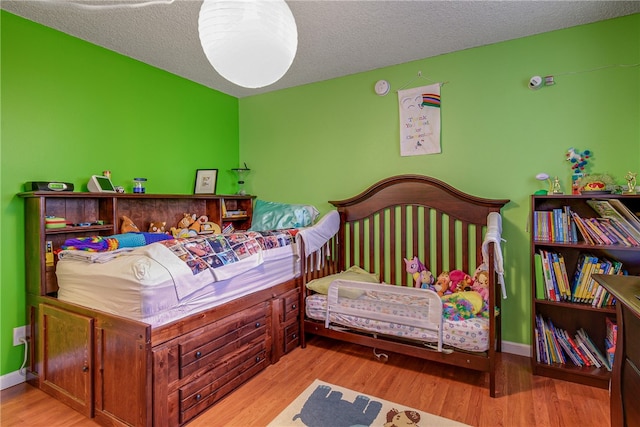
530;194;640;389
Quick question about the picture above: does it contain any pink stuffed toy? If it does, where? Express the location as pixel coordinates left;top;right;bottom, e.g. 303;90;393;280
448;269;473;293
404;256;430;288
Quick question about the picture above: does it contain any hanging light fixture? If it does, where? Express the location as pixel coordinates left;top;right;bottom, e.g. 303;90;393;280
198;0;298;89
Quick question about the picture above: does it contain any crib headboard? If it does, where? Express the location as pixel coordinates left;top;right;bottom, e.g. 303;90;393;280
328;175;509;286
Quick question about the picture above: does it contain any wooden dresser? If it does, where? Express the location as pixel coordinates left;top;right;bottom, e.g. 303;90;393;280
593;274;640;427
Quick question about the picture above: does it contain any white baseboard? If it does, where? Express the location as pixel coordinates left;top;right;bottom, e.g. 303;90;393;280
501;340;530;357
0;370;26;391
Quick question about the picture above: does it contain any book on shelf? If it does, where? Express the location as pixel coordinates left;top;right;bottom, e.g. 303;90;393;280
534;315;611;369
536;249;572;301
533;207;578;243
586;199;640;243
569;253;623;307
605;317;617;368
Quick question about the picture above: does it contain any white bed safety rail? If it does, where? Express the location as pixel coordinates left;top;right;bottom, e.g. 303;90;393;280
325;279;445;352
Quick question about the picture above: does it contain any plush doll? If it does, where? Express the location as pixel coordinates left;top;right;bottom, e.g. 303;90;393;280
417;269;434;289
472;268;490;302
436;271;451;296
148;221;166;234
170;213;198;238
189;215;209;234
404;256;428;288
120;215;140;234
448;269;473;293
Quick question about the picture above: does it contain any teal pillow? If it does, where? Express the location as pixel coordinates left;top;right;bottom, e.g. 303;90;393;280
305;265;380;298
249;199;319;231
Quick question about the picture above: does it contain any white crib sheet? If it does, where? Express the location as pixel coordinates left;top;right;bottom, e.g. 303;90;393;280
305;293;490;352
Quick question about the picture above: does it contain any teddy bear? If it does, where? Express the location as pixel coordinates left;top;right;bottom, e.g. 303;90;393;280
148;221;166;234
435;271;451;296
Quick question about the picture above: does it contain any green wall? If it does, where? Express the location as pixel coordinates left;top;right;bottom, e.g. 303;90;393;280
0;11;239;376
239;14;639;348
1;11;639;377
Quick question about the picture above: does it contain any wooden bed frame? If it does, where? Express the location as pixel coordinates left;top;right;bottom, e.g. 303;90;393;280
21;192;303;427
299;174;509;397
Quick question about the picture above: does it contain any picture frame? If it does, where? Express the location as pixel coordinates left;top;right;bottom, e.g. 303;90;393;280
194;169;218;194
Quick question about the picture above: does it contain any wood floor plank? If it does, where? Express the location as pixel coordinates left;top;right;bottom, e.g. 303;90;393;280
1;337;609;427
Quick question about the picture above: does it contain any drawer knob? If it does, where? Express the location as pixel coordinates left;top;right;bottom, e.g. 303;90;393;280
292;333;297;339
195;351;202;359
82;365;89;373
195;393;201;401
255;322;261;328
255;356;261;363
291;304;297;309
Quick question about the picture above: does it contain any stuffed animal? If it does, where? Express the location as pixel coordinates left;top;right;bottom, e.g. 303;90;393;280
417;269;434;289
472;268;490;302
170;213;198;238
188;215;209;234
448;269;473;293
435;271;451;296
148;221;166;234
120;215;140;233
404;256;428;288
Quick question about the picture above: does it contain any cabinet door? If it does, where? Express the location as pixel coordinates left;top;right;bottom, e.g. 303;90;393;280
39;304;94;418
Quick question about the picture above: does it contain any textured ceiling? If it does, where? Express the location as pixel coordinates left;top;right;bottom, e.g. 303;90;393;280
3;0;639;98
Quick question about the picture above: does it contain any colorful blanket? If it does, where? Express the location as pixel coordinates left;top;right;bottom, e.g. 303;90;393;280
154;229;298;277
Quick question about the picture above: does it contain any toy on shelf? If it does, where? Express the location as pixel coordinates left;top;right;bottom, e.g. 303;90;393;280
624;171;637;194
566;147;592;171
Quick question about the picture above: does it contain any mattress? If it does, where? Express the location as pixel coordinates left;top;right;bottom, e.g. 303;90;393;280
305;292;490;352
57;211;340;327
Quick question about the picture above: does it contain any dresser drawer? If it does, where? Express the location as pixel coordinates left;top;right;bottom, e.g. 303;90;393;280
283;288;300;323
179;302;268;378
179;342;268;424
284;323;300;353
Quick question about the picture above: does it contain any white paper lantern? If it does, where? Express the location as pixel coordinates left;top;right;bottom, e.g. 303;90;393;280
198;0;298;89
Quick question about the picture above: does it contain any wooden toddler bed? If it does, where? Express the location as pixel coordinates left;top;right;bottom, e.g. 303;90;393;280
20;191;338;427
298;175;509;397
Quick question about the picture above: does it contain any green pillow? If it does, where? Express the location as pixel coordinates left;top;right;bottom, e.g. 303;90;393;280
249;199;319;231
305;265;379;298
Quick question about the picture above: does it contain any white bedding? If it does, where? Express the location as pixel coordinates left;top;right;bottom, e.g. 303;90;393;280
305;290;490;353
56;211;340;327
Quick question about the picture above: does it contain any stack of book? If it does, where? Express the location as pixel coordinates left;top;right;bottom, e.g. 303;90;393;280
533;207;578;243
534;250;624;307
535;249;572;302
533;199;640;246
535;315;612;370
571;254;623;307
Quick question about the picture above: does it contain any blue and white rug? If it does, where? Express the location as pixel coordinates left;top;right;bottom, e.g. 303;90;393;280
267;379;469;427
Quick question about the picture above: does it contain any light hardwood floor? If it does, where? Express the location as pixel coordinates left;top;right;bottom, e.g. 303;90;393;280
1;336;609;427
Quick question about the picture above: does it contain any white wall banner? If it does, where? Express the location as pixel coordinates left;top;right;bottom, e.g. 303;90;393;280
398;83;441;156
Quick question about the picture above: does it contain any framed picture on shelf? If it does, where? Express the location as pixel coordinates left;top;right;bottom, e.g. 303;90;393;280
194;169;218;194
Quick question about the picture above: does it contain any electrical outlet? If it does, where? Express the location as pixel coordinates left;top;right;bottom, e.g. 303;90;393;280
13;325;29;346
